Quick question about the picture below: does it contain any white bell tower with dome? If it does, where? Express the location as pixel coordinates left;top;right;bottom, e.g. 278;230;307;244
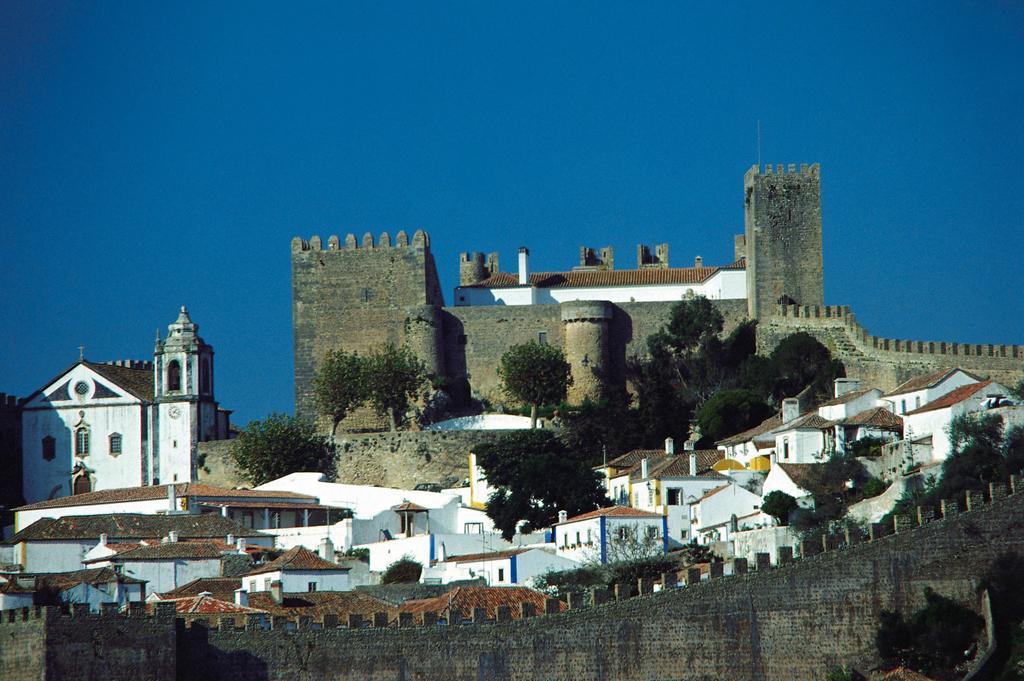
153;306;223;484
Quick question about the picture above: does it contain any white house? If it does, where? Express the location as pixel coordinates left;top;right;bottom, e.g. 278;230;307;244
554;507;667;565
20;307;232;504
82;538;240;595
770;399;835;464
902;379;1012;463
34;567;146;611
0;577;35;611
688;483;766;546
761;463;819;509
715;414;782;471
243;547;350;594
883;368;982;416
420;547;578;586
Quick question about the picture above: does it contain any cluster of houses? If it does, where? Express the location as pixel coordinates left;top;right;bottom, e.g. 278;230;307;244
1;348;1019;618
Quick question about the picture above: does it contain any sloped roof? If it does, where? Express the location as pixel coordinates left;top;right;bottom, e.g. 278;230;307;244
774;413;833;432
443;548;531;564
160;577;242;602
86;541;232;563
4;513;265;544
689;485;731;505
817;388;872;407
15;483;317;512
247;547;347;576
904;380;993;416
883;368;980;397
604;449;660;470
248;590;397;619
84;361;154;400
838;407;903;430
630;451;727;481
558;506;663;525
400;586;563;620
148;594;265;616
716;413;783;447
775;463;846;498
36;567;146;591
391;502;428;512
465;263;743;290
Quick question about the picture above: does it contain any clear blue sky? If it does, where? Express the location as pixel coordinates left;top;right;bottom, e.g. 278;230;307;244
2;3;1022;426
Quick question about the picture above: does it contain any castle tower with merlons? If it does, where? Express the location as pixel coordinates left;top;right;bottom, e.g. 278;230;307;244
291;165;1024;430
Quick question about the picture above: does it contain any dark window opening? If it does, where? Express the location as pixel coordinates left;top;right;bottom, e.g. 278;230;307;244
42;436;56;461
109;433;122;455
200;358;211;394
167;360;181;391
73;475;92;495
538;332;547;345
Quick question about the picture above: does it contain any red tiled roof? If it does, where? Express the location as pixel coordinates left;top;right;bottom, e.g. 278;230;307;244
882;368;980;397
716;413;783;446
86;540;232;563
35;567;146;591
400;586;562;620
839;407;903;430
4;513;265;544
558;506;662;525
625;450;725;481
247;590;396;619
775;413;833;431
15;482;316;512
444;548;531;564
904;380;993;416
466;262;743;290
604;449;658;470
160;577;242;602
817;388;873;407
247;547;347;576
84;361;154;400
148;594;265;616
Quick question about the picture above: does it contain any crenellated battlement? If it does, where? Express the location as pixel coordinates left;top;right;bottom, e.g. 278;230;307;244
744;162;821;180
291;230;428;253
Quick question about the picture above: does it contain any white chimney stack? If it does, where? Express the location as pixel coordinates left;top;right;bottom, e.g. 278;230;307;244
688;452;697;477
167;530;179;543
557;510;568;524
99;533;108;546
833;378;862;398
694;255;703;268
167;484;176;511
236;537;246;552
782;398;800;424
664;437;675;456
640;458;649;479
234;588;249;607
226;534;234;547
319;537;335;563
518;247;530;286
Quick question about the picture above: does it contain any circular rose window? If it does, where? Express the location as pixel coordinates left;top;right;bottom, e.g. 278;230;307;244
74;381;90;396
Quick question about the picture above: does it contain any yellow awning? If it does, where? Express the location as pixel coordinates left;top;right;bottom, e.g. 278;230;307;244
711;458;746;472
748;455;772;471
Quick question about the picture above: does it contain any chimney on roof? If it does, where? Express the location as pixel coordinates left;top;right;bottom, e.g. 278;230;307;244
99;533;108;547
270;580;283;605
664;437;675;456
221;506;228;517
167;484;177;512
226;534;234;547
640;458;649;479
557;510;568;524
236;538;246;552
319;537;335;563
518;247;530;286
833;378;861;398
167;530;179;543
684;439;695;452
689;452;697;477
234;588;249;607
694;256;703;268
782;398;800;424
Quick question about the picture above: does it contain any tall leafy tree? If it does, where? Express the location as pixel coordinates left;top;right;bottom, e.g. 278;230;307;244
228;413;336;486
497;341;572;428
313;349;368;434
475;430;607;540
767;332;844;403
365;344;427;431
696;389;775;444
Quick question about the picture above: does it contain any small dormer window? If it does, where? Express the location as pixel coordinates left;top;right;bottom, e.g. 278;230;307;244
167;360;181;391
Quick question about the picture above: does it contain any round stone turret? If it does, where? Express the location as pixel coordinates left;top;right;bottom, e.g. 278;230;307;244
560;301;612;404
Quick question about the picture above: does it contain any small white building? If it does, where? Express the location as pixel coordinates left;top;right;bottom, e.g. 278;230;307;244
420;547;578;586
34;567;146;611
554;506;667;565
761;463;819;509
243;546;350;594
902;379;1012;463
82;539;239;595
770;399;835;464
688;483;766;545
883;368;982;416
20;307;232;504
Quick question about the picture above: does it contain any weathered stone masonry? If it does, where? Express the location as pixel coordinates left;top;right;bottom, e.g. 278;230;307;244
5;479;1022;680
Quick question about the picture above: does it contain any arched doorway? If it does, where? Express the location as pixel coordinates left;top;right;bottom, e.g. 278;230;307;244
72;474;92;496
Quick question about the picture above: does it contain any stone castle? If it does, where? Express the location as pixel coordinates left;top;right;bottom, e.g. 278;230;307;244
291;163;1024;429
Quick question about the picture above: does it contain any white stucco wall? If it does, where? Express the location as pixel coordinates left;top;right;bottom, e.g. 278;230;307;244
116;557;222;595
20;540;94;572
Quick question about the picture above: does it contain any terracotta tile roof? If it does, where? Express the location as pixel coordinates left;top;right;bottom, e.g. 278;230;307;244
882;368;980;397
603;449;656;470
247;591;396;619
775;463;846;497
466;263;742;290
86;540;233;563
400;586;562;620
160;577;242;602
774;413;833;431
904;380;993;416
443;548;532;564
875;668;938;681
689;485;731;504
15;482;316;512
391;502;428;512
557;505;663;525
247;547;347;576
84;361;155;400
716;413;783;447
36;567;146;591
4;513;265;544
817;388;872;407
147;594;265;616
626;450;726;481
838;407;903;430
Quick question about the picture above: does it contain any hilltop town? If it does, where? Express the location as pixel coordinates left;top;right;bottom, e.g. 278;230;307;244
2;164;1023;681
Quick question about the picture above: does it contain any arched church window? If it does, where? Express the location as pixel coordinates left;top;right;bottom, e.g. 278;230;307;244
200;357;211;394
73;474;92;496
75;427;90;457
109;433;122;456
42;436;55;461
168;360;181;391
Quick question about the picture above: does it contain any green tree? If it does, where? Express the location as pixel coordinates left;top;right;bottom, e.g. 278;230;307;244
365;344;427;431
648;296;724;359
381;556;422;584
497;341;572;428
696;389;775;444
228;413;336;486
313;349;369;434
876;588;983;678
767;332;845;404
761;491;798;526
475;430;607;540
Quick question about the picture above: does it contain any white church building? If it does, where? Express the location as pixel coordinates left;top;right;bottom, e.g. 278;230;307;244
20;307;232;504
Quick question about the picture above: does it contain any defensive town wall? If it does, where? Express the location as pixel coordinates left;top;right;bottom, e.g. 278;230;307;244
758;304;1024;392
4;477;1023;681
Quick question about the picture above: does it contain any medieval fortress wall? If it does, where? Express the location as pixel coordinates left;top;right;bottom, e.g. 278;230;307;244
5;479;1023;680
291;163;1024;435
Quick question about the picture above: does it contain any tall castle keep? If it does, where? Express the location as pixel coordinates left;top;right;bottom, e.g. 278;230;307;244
292;164;1024;429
